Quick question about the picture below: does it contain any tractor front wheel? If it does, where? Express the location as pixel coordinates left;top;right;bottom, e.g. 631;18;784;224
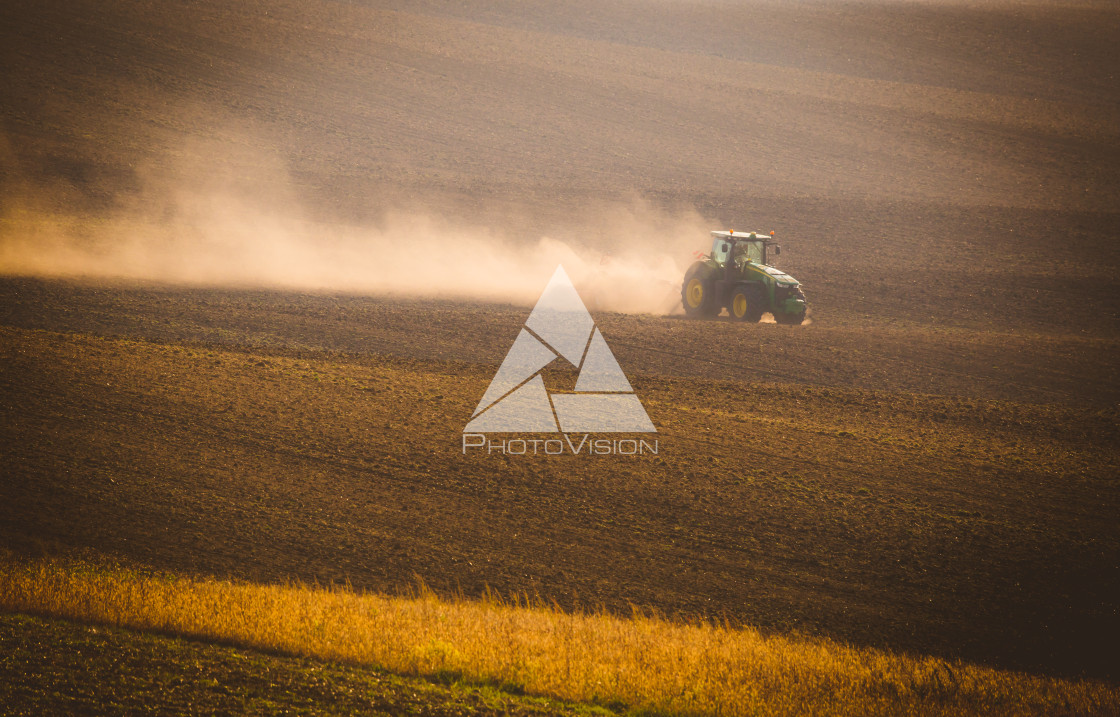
729;284;764;322
681;262;719;318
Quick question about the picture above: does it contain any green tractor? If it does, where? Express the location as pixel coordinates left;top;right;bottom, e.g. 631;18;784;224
682;230;808;324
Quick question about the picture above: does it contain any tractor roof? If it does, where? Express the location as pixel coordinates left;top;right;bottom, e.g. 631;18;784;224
710;230;775;242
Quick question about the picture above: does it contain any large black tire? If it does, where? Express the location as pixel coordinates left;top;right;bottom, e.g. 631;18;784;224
773;310;806;325
681;262;720;318
729;283;764;322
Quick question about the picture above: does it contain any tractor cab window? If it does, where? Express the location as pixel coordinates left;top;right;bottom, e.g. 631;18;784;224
711;238;733;266
735;241;765;265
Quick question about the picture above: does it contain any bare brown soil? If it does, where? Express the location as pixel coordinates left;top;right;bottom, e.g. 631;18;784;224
1;0;1118;693
1;281;1117;683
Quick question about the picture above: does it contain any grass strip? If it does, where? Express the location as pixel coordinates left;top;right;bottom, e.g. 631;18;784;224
0;556;1115;716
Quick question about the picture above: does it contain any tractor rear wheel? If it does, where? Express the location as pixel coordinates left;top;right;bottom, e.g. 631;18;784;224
729;284;764;322
682;262;719;318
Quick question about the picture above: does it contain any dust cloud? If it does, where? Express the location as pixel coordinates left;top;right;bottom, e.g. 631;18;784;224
0;139;700;315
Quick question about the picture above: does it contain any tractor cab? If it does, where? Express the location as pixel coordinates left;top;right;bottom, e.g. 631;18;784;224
710;230;780;268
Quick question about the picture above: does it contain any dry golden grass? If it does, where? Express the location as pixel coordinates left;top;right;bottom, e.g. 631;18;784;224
0;557;1115;715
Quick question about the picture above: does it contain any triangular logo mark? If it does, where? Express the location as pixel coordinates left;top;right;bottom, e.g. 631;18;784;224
465;265;655;434
471;329;556;417
574;328;632;392
464;375;558;432
524;266;595;365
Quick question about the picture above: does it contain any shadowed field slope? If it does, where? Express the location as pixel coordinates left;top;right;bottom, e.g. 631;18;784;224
3;0;1118;213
